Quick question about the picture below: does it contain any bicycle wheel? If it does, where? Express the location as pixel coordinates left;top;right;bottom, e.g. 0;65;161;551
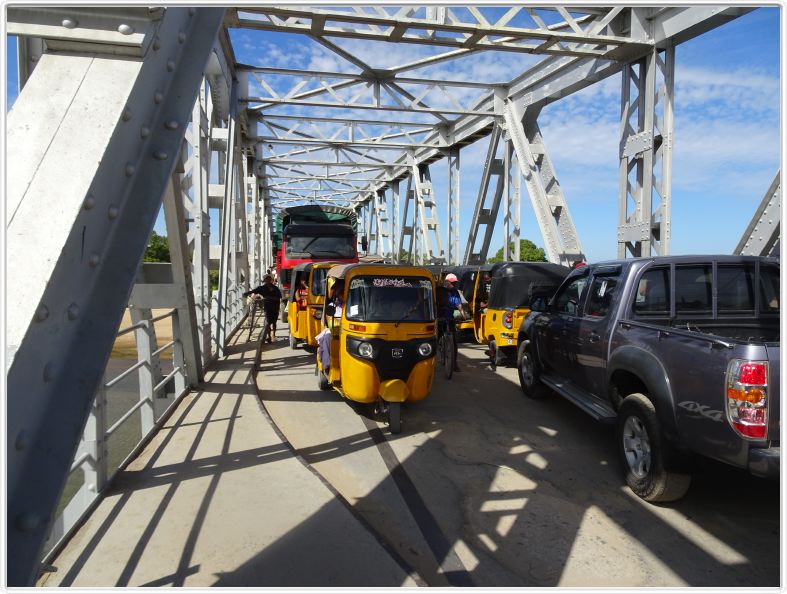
443;332;455;380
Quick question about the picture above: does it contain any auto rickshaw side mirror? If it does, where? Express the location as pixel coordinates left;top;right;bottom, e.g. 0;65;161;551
361;235;368;252
325;303;336;318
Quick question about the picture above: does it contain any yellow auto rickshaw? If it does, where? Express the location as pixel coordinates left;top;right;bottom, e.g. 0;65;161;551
477;262;570;369
287;261;339;349
315;263;437;433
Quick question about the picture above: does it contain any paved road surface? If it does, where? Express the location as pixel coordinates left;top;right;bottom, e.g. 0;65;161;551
257;328;780;587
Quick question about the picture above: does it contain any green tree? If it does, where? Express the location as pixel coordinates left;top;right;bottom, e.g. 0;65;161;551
144;230;170;263
488;239;547;263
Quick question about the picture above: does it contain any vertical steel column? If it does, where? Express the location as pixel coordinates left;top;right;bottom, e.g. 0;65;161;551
391;181;401;263
447;148;460;265
510;143;522;261
412;163;445;264
189;81;213;365
618;47;674;258
163;172;203;385
215;81;238;356
398;176;415;263
503;134;511;261
6;8;225;585
463;123;505;264
368;194;379;254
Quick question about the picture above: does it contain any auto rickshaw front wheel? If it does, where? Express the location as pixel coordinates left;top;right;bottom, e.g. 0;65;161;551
318;370;331;391
388;402;402;434
289;334;298;349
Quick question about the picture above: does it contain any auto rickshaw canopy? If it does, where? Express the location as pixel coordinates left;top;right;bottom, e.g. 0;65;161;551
486;262;571;310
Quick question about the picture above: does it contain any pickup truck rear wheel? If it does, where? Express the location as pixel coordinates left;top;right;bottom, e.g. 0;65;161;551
617;393;691;502
517;342;548;399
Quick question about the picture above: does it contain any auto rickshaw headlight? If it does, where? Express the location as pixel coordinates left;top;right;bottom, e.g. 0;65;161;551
418;342;433;357
358;341;374;359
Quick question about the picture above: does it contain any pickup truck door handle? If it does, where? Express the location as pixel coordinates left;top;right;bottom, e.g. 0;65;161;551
620;322;631;330
589;332;600;343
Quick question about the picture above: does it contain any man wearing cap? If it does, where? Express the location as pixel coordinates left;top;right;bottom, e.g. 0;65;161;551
438;273;465;372
244;274;282;343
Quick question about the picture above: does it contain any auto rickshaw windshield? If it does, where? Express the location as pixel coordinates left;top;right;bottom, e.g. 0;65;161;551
346;276;434;322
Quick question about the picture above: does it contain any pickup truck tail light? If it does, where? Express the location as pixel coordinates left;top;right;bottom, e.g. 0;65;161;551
726;360;768;439
503;310;513;329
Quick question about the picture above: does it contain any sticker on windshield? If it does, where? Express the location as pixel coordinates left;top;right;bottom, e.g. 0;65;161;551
599;280;607;297
349;304;359;316
373;277;414;288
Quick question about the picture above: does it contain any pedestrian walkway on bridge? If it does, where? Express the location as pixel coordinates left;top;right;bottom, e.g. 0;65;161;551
40;327;419;587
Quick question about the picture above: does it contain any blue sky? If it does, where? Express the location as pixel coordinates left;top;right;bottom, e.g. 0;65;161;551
6;8;781;262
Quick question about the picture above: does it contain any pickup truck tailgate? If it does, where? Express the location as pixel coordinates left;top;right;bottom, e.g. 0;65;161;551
767;343;780;441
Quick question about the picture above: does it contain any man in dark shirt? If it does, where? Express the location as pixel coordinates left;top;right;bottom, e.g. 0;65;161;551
244;274;282;343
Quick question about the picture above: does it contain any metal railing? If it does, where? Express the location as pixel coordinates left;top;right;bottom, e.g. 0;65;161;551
42;308;190;560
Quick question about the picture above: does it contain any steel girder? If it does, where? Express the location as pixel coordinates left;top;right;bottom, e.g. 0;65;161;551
735;171;781;258
464;124;506;264
618;46;674;258
6;8;225;585
507;103;585;265
412;163;446;264
447;148;461;265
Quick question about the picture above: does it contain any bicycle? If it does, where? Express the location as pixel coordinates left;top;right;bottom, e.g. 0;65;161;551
436;318;456;380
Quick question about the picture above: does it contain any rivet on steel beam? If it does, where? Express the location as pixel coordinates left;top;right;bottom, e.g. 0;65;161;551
153;38;161;51
165;120;179;130
189;7;196;15
84;195;96;209
61;18;78;29
43;363;55;383
15;430;29;451
140;126;151;139
178;32;186;43
67;304;79;320
121;108;132;122
108;205;119;220
117;23;134;35
154;92;164;104
16;513;40;533
89;254;100;267
166;60;176;72
35;305;49;322
153;151;168;161
125;164;136;177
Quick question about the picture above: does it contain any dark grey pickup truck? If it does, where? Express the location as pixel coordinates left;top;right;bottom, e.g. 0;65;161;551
517;255;780;502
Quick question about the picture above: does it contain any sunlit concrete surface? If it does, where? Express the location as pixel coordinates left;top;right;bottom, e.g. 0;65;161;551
40;327;418;587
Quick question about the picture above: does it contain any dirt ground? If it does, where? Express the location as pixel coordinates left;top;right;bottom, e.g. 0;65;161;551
111;309;176;359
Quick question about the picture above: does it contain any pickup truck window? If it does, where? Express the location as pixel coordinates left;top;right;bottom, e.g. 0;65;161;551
554;274;588;315
760;264;780;312
586;276;619;318
675;265;712;314
718;264;755;313
633;267;669;316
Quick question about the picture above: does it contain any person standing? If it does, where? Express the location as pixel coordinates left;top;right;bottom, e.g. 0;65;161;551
244;274;282;343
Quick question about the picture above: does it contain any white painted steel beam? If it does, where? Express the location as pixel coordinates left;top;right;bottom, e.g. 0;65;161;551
6;8;224;585
735;172;781;257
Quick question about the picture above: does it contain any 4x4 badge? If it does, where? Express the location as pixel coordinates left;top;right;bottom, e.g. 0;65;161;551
391;348;404;358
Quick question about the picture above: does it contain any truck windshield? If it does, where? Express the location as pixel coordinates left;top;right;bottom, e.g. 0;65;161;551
346;276;434;323
286;235;355;258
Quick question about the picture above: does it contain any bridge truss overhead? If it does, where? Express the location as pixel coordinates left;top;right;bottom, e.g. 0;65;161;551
6;5;767;586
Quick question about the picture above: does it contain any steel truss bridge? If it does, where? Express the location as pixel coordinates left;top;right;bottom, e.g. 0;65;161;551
6;6;781;585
